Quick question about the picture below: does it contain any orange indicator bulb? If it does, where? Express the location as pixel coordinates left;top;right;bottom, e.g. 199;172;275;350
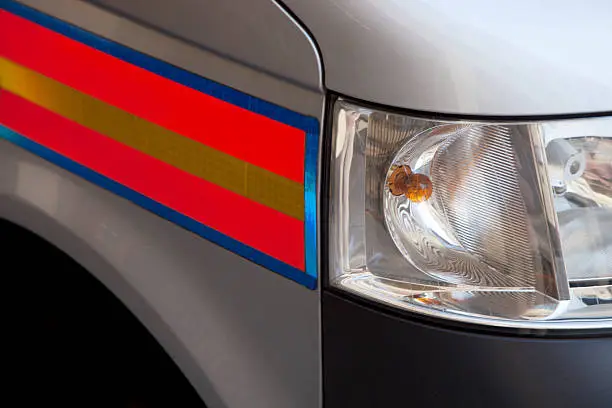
387;165;432;202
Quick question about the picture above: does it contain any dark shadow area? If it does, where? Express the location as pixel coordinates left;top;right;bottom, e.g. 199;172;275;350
1;219;205;407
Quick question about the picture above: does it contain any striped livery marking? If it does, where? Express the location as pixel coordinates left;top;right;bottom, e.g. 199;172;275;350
0;1;319;289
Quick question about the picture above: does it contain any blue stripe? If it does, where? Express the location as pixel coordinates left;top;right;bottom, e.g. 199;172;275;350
304;132;318;279
0;125;317;290
0;0;319;289
0;0;318;132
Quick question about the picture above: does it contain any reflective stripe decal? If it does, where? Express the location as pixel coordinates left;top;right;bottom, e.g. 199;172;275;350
0;8;306;184
0;1;319;289
0;58;305;221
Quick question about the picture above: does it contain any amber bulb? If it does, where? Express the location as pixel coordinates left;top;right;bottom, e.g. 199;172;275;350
387;165;432;202
405;173;433;202
387;165;412;196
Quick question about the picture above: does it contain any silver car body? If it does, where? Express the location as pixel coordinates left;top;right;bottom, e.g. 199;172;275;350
1;1;610;407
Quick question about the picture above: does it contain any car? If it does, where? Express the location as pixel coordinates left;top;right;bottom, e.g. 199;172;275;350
1;0;611;407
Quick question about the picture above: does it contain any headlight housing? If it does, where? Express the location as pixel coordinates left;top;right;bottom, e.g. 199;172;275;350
329;98;612;330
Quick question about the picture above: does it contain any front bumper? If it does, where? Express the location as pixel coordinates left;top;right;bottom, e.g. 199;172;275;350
323;291;612;407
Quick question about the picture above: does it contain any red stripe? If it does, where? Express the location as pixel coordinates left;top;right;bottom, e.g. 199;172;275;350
0;10;306;184
0;91;305;270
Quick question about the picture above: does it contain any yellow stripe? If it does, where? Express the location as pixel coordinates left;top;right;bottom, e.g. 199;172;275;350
0;58;304;220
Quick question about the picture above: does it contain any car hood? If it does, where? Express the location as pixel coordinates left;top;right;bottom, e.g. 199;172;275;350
284;0;612;116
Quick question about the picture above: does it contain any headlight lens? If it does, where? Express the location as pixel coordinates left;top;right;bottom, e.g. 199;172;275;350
330;98;612;329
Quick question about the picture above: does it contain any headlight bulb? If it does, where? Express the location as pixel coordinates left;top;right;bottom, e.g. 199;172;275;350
546;138;586;195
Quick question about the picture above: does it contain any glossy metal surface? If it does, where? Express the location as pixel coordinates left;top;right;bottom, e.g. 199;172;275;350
0;140;321;408
17;0;323;118
83;0;322;91
7;1;325;407
284;0;612;116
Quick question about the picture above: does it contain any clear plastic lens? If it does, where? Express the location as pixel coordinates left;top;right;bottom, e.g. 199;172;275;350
546;137;612;282
330;99;612;329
